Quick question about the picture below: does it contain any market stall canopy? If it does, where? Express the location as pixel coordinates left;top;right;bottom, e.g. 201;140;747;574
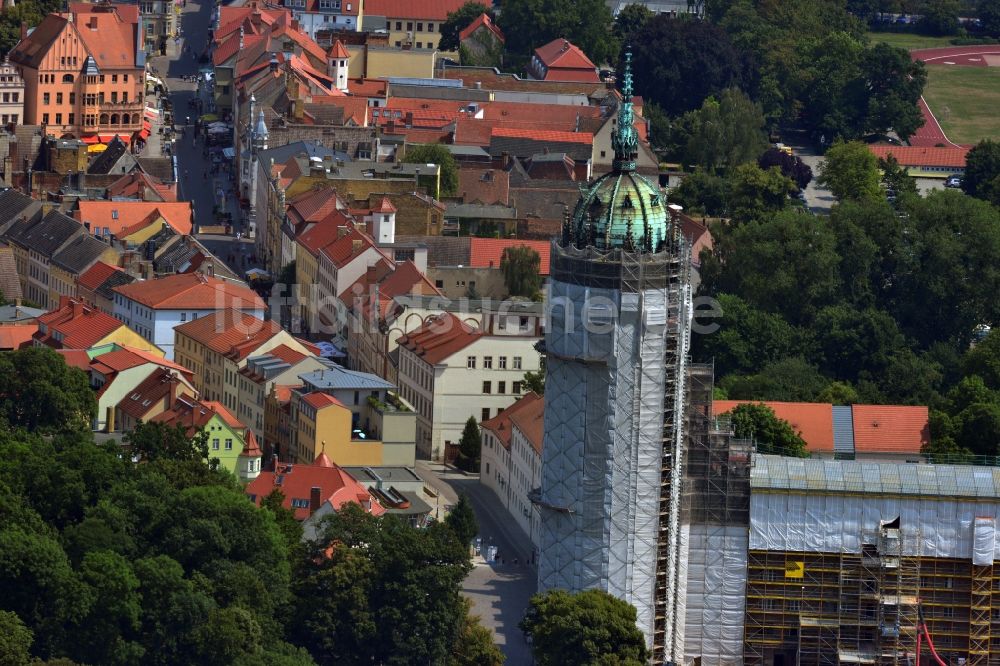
87;143;107;153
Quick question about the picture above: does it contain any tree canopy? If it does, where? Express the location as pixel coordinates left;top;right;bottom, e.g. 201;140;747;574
520;588;649;666
497;0;617;67
501;245;543;298
725;403;808;456
0;347;96;433
817;139;883;201
962;139;1000;205
456;416;481;472
438;1;495;52
403;143;459;198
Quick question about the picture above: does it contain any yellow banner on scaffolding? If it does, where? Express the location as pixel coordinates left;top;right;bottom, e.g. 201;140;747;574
785;561;804;578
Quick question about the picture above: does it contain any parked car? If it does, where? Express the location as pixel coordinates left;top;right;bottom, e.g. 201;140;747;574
945;174;963;188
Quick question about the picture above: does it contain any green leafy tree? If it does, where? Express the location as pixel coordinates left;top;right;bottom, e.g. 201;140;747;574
641;101;671;151
817;381;861;404
918;0;960;35
498;0;617;67
450;600;504;666
630;16;750;117
981;0;1000;36
403;143;459;198
721;357;830;402
679;88;768;173
500;245;542;298
438;1;495;52
812;304;907;382
727;163;795;222
725;403;809;456
131;555;213;666
445;494;478;548
669;170;731;216
0;347;95;433
878;154;918;198
456;416;481;472
192;606;263;666
124;422;211;465
75;550;144;665
0;610;32;666
613;3;653;49
964;329;1000;390
523;368;545;395
520;589;649;666
818;139;883;201
862;43;926;141
962;139;1000;204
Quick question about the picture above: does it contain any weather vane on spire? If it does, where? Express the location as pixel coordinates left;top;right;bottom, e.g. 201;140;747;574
612;48;638;173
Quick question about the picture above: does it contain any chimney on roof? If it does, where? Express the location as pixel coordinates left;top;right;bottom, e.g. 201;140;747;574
366;265;376;281
501;151;510;169
309;486;321;515
71;300;84;317
88;16;98;30
338;226;350;238
474;81;482;90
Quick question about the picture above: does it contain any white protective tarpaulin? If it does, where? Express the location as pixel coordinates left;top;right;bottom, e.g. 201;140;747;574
974;516;995;566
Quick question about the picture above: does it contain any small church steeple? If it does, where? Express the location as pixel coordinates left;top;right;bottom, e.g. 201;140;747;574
611;48;638;174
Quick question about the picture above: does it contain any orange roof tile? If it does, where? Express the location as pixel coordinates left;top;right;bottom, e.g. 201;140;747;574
297;218;350;257
302;391;345;410
458;168;509;206
117;368;186;420
327;39;350;58
77;261;121;291
35;299;128;350
272;384;302;404
713;400;835;452
113;274;265;310
267;343;309;365
247;460;385;519
95;345;193;379
398;312;481;365
0;324;37;350
469;238;551;275
242;430;263;457
851;405;929;454
490;126;593;145
74;9;140;70
459;13;504;44
320;228;386;269
173;310;284;360
484;392;544;454
75;201;193;236
868;145;969;168
201;400;246;430
57;348;92;370
534;38;599;82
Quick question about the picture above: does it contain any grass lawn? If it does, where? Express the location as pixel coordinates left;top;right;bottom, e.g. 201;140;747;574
923;64;1000;144
867;32;956;51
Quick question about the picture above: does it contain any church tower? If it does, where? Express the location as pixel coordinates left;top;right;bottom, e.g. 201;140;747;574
534;51;694;663
327;40;350;93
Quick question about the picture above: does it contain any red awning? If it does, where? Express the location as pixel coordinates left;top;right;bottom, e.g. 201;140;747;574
137;128;150;140
142;120;152;131
98;133;129;144
143;109;158;120
79;135;100;144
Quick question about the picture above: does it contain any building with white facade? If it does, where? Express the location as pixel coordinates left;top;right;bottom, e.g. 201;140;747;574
480;391;544;558
281;0;361;41
0;57;25;127
112;273;266;359
395;310;542;461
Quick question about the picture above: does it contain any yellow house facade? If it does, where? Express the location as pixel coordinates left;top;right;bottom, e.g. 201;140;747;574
292;390;387;466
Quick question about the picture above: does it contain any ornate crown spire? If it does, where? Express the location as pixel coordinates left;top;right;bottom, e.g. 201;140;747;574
611;48;638;173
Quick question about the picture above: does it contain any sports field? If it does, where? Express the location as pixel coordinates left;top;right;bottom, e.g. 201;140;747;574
923;64;1000;144
867;32;956;51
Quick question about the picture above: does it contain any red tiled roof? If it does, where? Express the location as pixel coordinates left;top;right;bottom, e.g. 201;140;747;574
75;201;193;236
469;238;551;275
458;168;509;206
713;400;835;452
533;38;599;82
272;383;301;404
302;391;345;410
92;345;193;379
57;348;92;370
364;0;486;21
460;13;504;44
0;324;37;350
267;343;309;365
243;430;263;457
314;450;333;467
247;460;385;520
328;39;350;58
851;405;929;454
868;145;969;168
398;312;481;365
113;274;265;310
320;228;385;269
297;218;350;256
482;392;543;453
74;9;140;70
375;197;396;214
35;299;128;350
201;400;246;430
490;126;593;145
173;309;284;361
117;368;185;420
77;261;121;291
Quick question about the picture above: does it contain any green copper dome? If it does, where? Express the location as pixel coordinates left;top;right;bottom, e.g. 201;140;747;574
562;50;671;253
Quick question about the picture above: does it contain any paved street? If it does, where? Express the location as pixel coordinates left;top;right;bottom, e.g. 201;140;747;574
415;461;536;664
146;0;253;275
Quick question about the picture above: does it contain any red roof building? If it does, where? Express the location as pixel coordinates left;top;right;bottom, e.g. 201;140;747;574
112;274;265;311
75;202;194;236
34;298;144;350
397;312;481;366
868;145;969;172
0;324;37;350
460;13;504;44
469;238;551;275
246;459;386;520
851;405;930;455
364;0;484;21
528;38;600;83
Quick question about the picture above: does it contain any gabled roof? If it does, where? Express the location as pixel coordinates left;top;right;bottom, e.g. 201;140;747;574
267;343;309;366
50;233;114;275
87;137;130;175
117;368;185;420
34;299;127;349
298;364;394;391
91;345;192;379
8;14;69;69
533;38;599;82
78;261;122;292
74;9;140;70
468;238;551;275
320;227;386;269
6;209;83;257
95;269;136;300
302;391;345;410
0;190;41;232
851;405;929;454
327;39;350;59
713;400;835;453
506;392;544;455
105;171;176;202
173;309;284;360
398;312;481;366
0;324;37;350
867;144;969;168
113;273;264;310
75;201;193;236
460;13;504;44
481;391;542;451
0;245;23;303
491;126;593;145
297;217;350;257
247;460;385;520
364;0;485;21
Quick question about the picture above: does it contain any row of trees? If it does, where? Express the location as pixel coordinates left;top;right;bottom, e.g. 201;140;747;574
0;348;504;665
